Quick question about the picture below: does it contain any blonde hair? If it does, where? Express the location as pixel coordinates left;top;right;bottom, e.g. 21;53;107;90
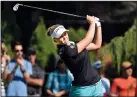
47;24;61;36
122;61;132;67
1;42;8;52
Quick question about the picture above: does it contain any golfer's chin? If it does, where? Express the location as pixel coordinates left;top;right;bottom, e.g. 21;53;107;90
63;40;70;45
56;40;68;45
60;43;67;45
63;41;69;45
58;41;67;45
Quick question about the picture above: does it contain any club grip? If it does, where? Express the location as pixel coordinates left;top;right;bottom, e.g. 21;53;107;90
82;16;104;22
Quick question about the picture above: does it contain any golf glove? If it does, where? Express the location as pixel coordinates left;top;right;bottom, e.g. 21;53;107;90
95;17;101;27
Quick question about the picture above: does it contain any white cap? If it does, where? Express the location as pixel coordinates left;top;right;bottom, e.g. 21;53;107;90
51;25;69;38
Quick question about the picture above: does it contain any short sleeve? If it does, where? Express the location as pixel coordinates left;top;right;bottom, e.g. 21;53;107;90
8;62;14;73
38;67;45;80
45;73;53;89
111;79;118;94
67;69;74;81
66;70;73;90
25;61;32;75
65;43;78;57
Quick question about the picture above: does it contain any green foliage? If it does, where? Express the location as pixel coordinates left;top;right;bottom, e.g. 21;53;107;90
68;27;80;41
68;27;86;41
100;43;113;60
100;19;137;74
123;20;136;60
68;27;95;63
2;12;136;72
1;20;21;58
111;37;124;73
1;8;22;58
30;17;57;68
76;27;86;38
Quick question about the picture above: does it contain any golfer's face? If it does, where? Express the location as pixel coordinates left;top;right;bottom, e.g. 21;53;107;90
59;32;69;44
55;32;69;45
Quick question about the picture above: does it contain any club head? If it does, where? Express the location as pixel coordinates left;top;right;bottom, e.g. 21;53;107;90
13;3;23;11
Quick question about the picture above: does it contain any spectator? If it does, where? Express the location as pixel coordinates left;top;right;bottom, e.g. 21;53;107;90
93;59;110;96
111;61;137;96
45;59;73;97
27;47;45;96
1;41;10;96
6;40;32;96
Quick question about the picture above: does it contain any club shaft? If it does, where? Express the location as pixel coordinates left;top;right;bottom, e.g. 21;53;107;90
20;4;104;22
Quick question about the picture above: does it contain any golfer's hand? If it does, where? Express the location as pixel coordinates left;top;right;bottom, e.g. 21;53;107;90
86;15;95;24
95;17;101;27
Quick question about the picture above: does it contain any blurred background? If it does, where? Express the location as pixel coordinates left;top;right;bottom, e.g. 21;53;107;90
1;1;137;77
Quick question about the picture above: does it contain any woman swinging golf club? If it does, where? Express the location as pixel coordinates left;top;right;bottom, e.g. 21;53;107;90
47;15;103;96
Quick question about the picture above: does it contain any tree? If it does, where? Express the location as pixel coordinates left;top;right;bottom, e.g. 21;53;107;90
30;17;57;68
100;19;137;74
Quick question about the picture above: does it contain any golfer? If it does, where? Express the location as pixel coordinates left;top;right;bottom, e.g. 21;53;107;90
47;15;103;96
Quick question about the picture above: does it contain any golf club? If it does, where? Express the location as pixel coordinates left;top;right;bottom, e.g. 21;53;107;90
13;3;104;22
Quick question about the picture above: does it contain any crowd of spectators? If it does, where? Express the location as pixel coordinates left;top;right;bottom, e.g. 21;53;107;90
1;40;137;96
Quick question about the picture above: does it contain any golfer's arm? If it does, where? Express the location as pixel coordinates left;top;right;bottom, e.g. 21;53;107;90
77;22;95;53
86;26;102;51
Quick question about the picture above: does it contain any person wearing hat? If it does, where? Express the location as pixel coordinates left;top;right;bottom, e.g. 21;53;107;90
27;47;45;96
47;15;103;96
